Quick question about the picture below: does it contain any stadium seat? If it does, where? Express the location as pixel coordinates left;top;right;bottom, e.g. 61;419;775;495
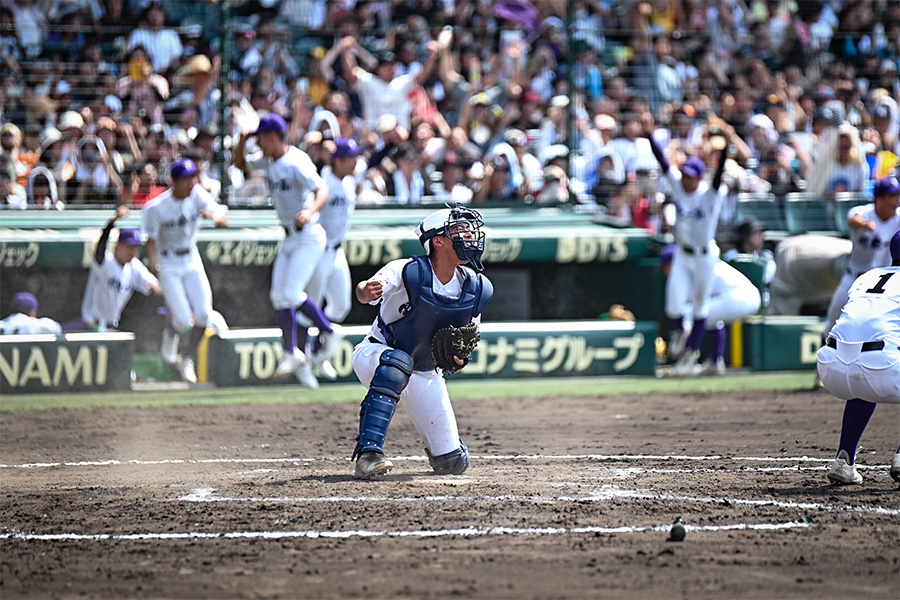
733;193;786;233
783;193;838;235
726;255;766;314
832;192;871;236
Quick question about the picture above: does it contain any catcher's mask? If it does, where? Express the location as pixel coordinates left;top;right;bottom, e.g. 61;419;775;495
416;204;486;271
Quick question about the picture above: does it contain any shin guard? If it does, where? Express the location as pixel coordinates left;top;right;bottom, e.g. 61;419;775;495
352;349;414;459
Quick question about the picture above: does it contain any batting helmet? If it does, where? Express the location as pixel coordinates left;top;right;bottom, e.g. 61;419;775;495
416;204;486;271
891;230;900;265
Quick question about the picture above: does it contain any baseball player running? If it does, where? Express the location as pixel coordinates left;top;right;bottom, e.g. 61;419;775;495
0;292;61;335
659;245;761;376
817;230;900;485
234;113;342;383
350;205;492;480
75;206;161;332
645;115;729;376
142;157;228;384
301;137;363;385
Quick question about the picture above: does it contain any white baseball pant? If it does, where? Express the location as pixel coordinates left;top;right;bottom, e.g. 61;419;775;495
270;223;326;310
305;245;352;323
666;245;719;320
817;343;900;403
157;251;212;332
352;338;461;457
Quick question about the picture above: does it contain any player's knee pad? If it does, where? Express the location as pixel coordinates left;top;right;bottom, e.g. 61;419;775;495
352;349;414;459
427;439;469;475
370;349;413;397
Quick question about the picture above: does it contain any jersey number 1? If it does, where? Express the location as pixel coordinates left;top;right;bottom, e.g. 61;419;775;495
865;272;894;294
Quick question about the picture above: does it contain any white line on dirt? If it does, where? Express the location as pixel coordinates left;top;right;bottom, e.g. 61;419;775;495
0;453;844;469
176;486;900;517
0;520;810;543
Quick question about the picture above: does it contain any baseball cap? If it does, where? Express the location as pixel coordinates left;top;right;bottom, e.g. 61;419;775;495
117;228;141;246
333;137;363;159
680;156;706;178
736;216;765;238
812;107;834;123
170;157;198;179
874;176;900;197
10;292;38;315
891;230;900;263
250;113;287;136
503;128;527;146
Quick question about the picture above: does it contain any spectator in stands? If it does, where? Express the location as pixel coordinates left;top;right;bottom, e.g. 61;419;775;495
6;0;47;59
806;123;870;202
26;165;61;209
228;23;262;83
168;54;220;128
609;112;657;177
71;134;123;205
0;292;61;335
120;161;164;207
0;166;26;208
722;216;777;306
432;150;474;205
116;46;169;127
127;1;182;75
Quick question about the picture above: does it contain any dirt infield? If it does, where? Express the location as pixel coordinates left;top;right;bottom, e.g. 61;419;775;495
1;387;898;599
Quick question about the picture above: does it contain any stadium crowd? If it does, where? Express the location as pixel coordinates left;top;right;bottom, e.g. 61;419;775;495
0;0;898;237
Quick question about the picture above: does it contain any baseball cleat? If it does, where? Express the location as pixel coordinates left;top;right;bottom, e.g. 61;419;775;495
827;451;863;485
670;349;700;377
355;451;393;480
274;348;306;377
698;358;726;376
318;325;345;361
890;453;900;484
175;357;197;384
161;328;179;364
312;355;338;380
668;329;688;359
294;361;319;389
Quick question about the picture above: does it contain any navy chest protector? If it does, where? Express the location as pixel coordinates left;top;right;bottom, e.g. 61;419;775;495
379;255;493;371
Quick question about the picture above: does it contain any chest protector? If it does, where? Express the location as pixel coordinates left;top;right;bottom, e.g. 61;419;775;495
379;255;493;371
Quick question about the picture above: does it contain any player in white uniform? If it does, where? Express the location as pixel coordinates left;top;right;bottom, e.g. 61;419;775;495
823;176;900;339
350;206;492;479
817;230;900;485
659;245;761;376
0;292;61;335
646;117;729;376
301;138;363;384
142;157;228;383
76;206;160;332
234;113;343;383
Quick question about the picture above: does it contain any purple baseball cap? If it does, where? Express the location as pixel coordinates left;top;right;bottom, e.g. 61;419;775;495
333;137;363;159
118;228;141;246
251;113;287;136
874;176;900;197
891;230;900;263
10;292;38;315
680;156;706;178
170;157;198;179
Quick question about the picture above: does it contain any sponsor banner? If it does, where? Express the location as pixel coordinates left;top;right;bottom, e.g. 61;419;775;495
0;333;134;394
207;321;657;386
743;316;824;371
0;229;651;269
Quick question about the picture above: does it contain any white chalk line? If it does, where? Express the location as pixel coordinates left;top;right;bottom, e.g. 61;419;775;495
176;485;900;517
0;520;811;543
0;453;850;470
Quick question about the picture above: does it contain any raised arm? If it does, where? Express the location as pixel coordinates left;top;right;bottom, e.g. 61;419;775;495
711;146;728;191
339;36;360;87
95;205;128;265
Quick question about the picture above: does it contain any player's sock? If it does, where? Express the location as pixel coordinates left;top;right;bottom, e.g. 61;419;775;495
669;315;684;334
298;297;333;334
310;336;323;355
837;398;877;464
708;325;726;362
276;308;297;351
182;324;206;360
686;317;707;351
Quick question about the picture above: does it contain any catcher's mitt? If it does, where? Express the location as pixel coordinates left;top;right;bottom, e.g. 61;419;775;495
431;321;480;373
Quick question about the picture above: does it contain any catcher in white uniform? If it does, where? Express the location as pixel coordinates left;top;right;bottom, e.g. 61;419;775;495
0;292;61;335
234;113;342;384
142;157;228;383
75;206;160;332
350;205;492;480
302;138;362;384
817;229;900;485
823;176;900;339
659;245;761;376
646;119;729;376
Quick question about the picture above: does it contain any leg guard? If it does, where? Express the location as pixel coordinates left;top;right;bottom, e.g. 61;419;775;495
426;439;470;475
352;349;414;459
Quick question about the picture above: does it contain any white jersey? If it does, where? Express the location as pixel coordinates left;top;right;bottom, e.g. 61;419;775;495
667;167;726;248
831;266;900;346
0;313;62;335
141;184;226;253
81;251;158;328
320;166;356;247
247;146;324;229
845;204;900;275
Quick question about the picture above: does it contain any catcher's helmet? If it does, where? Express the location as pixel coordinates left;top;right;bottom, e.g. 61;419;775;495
416;204;486;271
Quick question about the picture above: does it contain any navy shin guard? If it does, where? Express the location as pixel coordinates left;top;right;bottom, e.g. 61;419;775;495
427;439;470;475
352;349;414;459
